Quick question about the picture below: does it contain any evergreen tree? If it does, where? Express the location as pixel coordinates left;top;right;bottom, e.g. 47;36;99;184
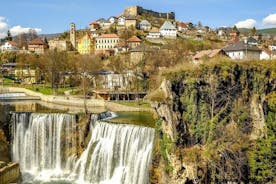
251;26;257;36
6;30;12;41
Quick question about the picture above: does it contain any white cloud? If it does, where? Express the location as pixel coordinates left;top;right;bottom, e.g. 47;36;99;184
10;26;42;36
235;19;256;29
263;13;276;26
0;16;42;39
0;17;9;38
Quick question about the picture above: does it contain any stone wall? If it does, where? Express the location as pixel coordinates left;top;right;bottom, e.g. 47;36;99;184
0;162;20;184
124;6;175;20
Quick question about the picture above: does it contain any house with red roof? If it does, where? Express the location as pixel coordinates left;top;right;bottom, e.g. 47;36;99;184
0;41;19;52
89;21;100;32
127;36;141;49
28;38;48;54
260;48;273;60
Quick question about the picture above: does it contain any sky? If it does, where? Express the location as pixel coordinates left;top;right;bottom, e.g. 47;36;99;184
0;0;276;38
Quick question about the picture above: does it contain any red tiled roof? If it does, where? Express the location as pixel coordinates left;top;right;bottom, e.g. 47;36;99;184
29;38;46;45
263;48;273;55
177;22;189;28
127;36;141;42
90;21;100;25
98;34;119;38
8;41;18;47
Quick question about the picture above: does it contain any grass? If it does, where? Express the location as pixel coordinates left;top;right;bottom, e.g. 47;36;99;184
25;84;73;95
115;100;151;108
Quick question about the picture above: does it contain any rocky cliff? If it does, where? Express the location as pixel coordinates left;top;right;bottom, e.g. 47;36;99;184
150;61;276;184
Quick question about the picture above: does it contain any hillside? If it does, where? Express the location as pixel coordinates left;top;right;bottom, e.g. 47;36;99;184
239;28;276;35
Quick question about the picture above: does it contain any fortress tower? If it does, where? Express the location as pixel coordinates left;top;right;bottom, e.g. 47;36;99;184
70;23;76;49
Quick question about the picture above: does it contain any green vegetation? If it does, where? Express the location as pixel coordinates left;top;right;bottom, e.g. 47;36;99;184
26;84;72;95
153;60;276;183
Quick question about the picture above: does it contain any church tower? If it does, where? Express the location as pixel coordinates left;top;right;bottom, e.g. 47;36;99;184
70;23;76;49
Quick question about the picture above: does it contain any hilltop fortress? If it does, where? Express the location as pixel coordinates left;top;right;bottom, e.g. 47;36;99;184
124;6;175;20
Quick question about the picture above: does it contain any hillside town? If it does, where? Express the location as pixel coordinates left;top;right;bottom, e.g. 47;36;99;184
0;5;276;99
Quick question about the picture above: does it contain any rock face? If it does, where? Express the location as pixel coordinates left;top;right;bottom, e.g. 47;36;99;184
151;62;276;184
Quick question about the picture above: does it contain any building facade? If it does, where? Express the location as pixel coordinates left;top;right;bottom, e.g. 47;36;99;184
48;39;72;51
139;20;151;31
95;34;119;54
28;38;47;54
77;33;94;54
0;41;19;52
223;41;261;60
160;21;177;38
127;36;141;49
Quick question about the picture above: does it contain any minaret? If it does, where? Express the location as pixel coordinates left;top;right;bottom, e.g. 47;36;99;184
70;23;76;49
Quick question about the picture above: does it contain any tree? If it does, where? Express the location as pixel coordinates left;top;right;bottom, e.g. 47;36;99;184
251;26;257;36
16;33;28;49
27;29;38;41
198;21;203;28
6;30;12;41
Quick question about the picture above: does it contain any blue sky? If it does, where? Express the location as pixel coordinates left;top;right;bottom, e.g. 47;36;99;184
0;0;276;38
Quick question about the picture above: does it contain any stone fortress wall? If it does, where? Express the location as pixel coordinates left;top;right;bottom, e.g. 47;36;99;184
124;6;175;20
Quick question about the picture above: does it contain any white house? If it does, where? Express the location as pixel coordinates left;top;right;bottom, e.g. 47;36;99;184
0;41;19;52
147;27;161;38
108;16;118;24
139;20;151;31
117;16;125;26
260;49;272;60
160;21;177;38
223;40;261;60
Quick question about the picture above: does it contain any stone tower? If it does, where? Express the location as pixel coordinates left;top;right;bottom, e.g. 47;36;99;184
70;23;76;49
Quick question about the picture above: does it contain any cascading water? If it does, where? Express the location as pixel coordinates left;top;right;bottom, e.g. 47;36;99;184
0;92;26;98
11;112;155;184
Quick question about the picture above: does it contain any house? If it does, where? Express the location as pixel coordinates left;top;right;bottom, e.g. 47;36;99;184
246;36;258;45
14;67;40;84
139;20;151;31
108;16;118;24
0;41;19;52
193;49;228;63
260;48;273;60
117;16;126;26
95;34;119;55
96;18;112;29
77;33;94;54
127;36;141;49
28;38;48;54
177;22;189;32
125;16;137;28
114;40;129;54
160;21;177;38
89;21;100;31
147;27;161;38
48;39;72;51
223;40;261;60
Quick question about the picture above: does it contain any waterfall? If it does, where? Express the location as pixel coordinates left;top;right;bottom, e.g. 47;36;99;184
11;112;155;184
0;92;26;98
